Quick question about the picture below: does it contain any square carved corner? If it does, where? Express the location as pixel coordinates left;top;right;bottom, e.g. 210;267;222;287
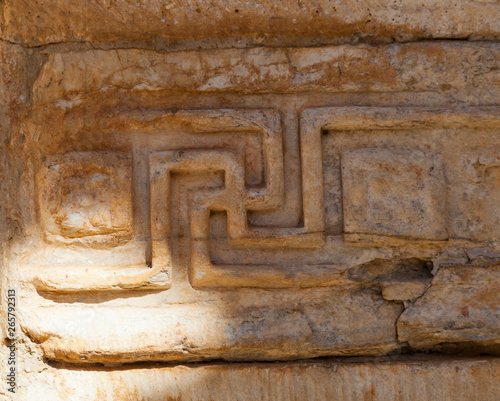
341;147;447;241
38;150;133;247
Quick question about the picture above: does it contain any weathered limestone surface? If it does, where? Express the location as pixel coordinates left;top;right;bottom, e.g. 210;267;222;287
22;290;402;364
32;42;500;102
1;0;499;47
1;1;500;400
19;357;500;401
399;262;500;353
0;41;31;401
0;41;27;246
38;151;134;247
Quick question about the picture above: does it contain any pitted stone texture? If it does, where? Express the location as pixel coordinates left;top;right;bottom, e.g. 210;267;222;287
32;43;500;104
398;263;500;353
38;151;133;247
21;288;403;364
2;0;499;47
18;358;500;401
0;41;29;244
341;148;446;240
1;0;500;398
445;147;500;242
2;22;500;386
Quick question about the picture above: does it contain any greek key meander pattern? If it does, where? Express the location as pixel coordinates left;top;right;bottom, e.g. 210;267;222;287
30;106;500;292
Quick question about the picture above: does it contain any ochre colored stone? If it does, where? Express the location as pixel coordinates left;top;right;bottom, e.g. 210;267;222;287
19;357;500;401
1;1;499;399
341;147;447;240
398;263;500;353
38;151;133;247
2;0;499;46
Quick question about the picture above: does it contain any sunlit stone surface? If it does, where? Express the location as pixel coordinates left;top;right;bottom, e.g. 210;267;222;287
0;1;499;399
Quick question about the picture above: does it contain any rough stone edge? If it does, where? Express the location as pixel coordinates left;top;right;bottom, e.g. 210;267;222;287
19;357;500;401
2;0;500;48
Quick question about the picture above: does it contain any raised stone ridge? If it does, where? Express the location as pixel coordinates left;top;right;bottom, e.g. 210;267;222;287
1;0;500;47
1;2;499;399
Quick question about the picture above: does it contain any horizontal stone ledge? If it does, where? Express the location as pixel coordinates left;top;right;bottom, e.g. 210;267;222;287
2;0;499;47
20;290;402;364
32;42;500;105
23;357;500;401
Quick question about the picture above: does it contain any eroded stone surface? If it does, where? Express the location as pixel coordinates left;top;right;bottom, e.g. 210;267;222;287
445;147;500;241
0;2;499;399
0;41;29;245
2;0;499;47
398;262;500;353
18;357;500;401
341;147;446;240
38;151;133;247
31;43;500;104
21;288;402;364
5;46;499;365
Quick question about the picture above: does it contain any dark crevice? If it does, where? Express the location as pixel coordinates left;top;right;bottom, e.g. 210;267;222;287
2;35;499;53
44;353;500;372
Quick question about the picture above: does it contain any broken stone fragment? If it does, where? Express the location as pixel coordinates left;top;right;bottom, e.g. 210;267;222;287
398;263;500;354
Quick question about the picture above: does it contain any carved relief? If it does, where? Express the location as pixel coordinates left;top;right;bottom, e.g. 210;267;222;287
30;107;500;294
8;44;497;367
38;151;133;247
341;148;446;241
3;2;500;398
306;106;500;246
147;109;328;288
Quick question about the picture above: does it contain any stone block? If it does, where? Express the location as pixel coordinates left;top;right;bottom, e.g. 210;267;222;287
38;151;133;247
1;7;500;396
20;288;402;364
2;0;499;46
19;358;500;401
341;148;447;240
446;148;500;241
398;263;500;353
31;43;500;105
